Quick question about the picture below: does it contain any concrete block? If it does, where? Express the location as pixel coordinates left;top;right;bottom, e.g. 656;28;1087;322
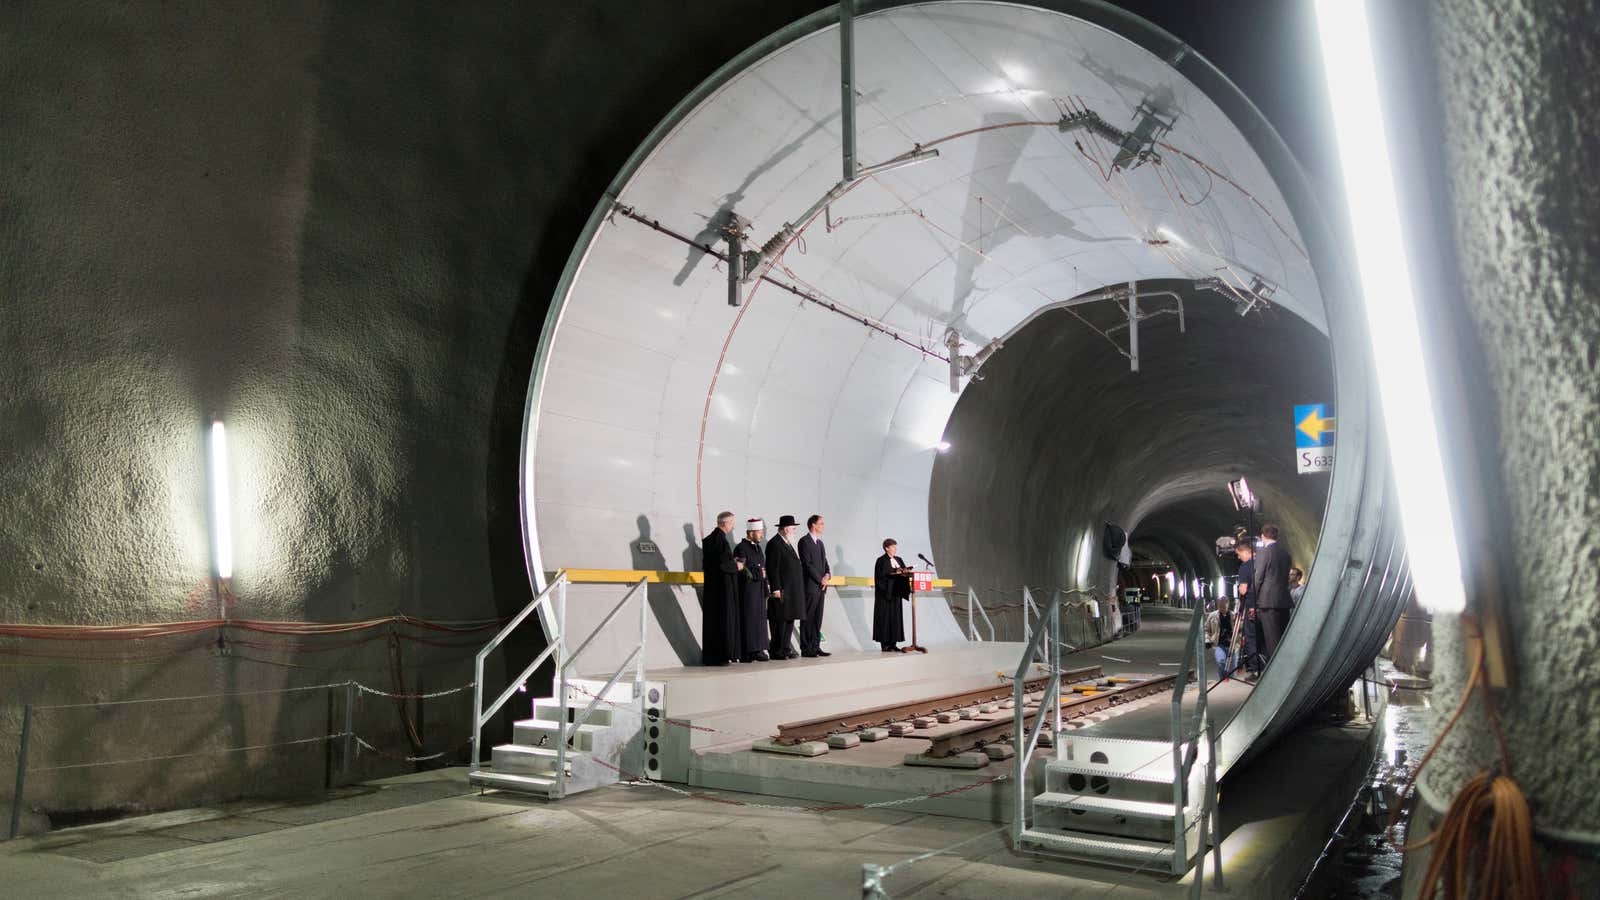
958;707;979;719
979;703;999;714
983;744;1015;760
913;717;935;729
904;752;989;769
752;738;828;757
936;712;960;724
857;727;889;742
887;722;915;736
826;733;861;749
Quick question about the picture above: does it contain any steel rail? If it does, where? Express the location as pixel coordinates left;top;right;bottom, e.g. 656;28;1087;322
773;665;1104;745
924;672;1178;758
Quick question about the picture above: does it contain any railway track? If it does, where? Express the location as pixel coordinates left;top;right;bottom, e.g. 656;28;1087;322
774;665;1105;745
922;671;1178;757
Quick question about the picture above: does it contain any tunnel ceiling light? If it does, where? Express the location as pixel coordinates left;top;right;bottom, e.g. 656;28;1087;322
1314;0;1467;614
209;420;233;580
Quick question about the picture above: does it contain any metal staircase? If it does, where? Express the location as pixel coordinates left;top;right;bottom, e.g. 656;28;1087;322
1012;598;1224;894
469;572;657;800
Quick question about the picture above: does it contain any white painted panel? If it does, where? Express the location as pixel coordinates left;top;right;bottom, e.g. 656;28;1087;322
527;2;1323;670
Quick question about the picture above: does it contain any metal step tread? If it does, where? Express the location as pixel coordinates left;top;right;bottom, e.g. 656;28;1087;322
494;744;589;759
1033;792;1178;819
1060;734;1175;751
1047;758;1176;783
514;719;606;732
1017;827;1176;864
469;770;557;794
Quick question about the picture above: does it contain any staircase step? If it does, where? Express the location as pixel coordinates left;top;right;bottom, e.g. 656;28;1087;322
532;702;615;727
513;719;604;750
1032;792;1177;819
1017;827;1176;868
492;743;583;775
1047;758;1175;783
469;770;558;797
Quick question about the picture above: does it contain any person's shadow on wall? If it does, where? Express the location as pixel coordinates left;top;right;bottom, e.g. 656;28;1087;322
629;515;700;665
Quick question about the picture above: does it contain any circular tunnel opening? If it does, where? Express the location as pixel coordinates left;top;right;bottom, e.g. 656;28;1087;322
523;0;1410;775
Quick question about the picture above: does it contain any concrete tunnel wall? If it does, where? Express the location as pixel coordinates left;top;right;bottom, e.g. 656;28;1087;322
1416;0;1600;838
0;0;849;828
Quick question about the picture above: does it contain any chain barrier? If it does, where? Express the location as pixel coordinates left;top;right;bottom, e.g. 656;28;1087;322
31;678;475;712
352;680;475;700
354;733;471;763
28;732;348;773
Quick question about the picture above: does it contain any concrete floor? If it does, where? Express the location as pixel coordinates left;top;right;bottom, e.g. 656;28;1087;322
0;696;1381;899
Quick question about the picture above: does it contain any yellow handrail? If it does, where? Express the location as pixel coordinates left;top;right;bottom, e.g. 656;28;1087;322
553;568;953;589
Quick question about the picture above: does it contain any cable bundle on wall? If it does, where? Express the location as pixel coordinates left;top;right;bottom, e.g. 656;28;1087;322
1392;616;1540;899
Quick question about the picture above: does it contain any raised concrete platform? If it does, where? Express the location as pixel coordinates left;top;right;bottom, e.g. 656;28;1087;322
670;606;1249;822
0;698;1383;899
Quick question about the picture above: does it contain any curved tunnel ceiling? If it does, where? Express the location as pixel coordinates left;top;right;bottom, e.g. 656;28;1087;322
523;0;1412;773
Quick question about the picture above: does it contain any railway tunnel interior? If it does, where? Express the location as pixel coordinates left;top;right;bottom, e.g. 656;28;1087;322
528;0;1404;776
928;277;1334;618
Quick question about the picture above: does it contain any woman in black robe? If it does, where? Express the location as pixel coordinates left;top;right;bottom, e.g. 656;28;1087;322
873;539;912;652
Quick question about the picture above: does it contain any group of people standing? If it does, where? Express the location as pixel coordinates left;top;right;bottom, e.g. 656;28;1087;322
1208;523;1301;681
699;512;834;665
698;512;920;665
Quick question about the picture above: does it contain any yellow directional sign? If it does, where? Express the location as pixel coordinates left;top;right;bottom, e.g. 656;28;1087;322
1294;403;1336;474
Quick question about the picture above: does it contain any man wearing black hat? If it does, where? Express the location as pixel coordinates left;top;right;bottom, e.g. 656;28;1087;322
765;515;805;659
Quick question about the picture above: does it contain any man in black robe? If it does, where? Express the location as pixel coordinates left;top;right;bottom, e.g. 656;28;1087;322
765;515;805;659
733;518;771;662
873;539;912;652
797;514;832;657
699;511;743;666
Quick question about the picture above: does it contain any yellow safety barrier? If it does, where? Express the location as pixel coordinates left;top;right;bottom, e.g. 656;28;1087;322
553;568;953;589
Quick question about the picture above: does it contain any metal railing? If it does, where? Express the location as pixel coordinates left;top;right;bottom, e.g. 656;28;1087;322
470;571;650;799
1171;598;1224;895
1011;598;1061;843
554;576;648;797
473;572;567;769
964;587;996;641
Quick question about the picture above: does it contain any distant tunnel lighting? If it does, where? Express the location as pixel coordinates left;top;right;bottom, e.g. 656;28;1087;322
209;420;233;580
1215;577;1226;599
1314;0;1467;614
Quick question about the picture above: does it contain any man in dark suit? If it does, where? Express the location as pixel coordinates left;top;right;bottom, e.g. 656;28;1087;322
765;515;806;659
796;514;832;657
1251;523;1294;663
1234;540;1259;677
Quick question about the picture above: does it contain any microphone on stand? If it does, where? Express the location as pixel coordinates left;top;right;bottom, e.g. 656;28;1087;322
917;553;934;568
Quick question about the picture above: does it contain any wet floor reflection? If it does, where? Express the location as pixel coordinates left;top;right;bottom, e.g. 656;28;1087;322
1298;663;1433;898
